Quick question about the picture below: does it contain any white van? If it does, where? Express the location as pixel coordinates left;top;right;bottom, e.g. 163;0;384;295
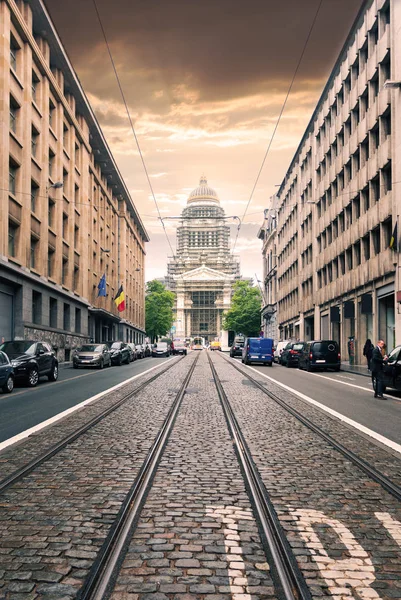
274;340;290;364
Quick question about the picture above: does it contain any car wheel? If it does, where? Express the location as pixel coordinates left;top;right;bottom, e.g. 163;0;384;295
27;367;39;387
48;363;58;381
73;363;79;369
99;359;104;369
306;362;313;372
2;375;14;393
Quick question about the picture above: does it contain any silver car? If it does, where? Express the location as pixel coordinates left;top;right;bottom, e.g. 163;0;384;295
73;344;112;369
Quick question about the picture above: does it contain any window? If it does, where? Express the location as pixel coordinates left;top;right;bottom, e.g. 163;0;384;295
371;175;380;202
8;220;19;257
48;247;55;278
49;297;57;328
74;224;79;247
49;100;56;129
75;308;81;333
48;199;55;227
30;236;38;269
75;143;80;166
339;253;345;275
353;195;361;220
31;126;39;157
10;96;19;133
354;241;361;266
362;185;370;212
32;71;40;104
362;234;370;261
360;137;369;167
371;124;379;151
382;161;392;194
381;109;391;139
63;303;70;331
370;72;379;102
63;122;69;150
62;257;68;285
73;266;79;291
10;35;19;72
9;159;18;196
346;247;353;270
31;181;39;213
372;226;381;255
32;291;42;324
62;212;68;239
49;150;55;178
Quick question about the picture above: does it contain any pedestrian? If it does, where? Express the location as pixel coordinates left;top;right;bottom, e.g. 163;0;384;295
370;339;388;399
363;338;374;371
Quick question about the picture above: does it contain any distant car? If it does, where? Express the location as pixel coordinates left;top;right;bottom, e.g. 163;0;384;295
280;342;305;367
210;341;221;351
242;337;274;366
105;341;131;365
0;340;58;387
230;341;244;357
152;342;170;357
376;344;401;393
173;342;187;355
127;343;138;361
73;344;111;369
0;350;14;393
298;340;341;372
274;340;290;364
135;344;145;359
144;343;152;357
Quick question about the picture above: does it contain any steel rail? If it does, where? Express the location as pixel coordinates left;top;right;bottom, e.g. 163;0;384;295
78;352;200;600
207;353;311;600
0;357;183;495
220;353;401;502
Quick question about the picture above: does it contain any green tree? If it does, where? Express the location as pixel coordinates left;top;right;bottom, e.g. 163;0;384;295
222;280;262;336
145;280;175;342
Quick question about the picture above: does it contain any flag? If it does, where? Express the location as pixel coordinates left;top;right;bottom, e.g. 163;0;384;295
97;273;107;297
389;222;398;250
114;285;125;312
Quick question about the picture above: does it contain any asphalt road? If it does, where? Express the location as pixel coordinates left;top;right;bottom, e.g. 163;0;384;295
0;356;172;443
240;358;401;445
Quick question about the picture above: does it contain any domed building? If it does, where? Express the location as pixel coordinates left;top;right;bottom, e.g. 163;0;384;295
166;176;240;344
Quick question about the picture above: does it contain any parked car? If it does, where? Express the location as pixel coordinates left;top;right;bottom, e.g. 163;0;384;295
127;343;138;361
298;340;341;372
173;341;187;355
273;340;290;364
152;342;170;357
135;344;145;359
230;341;244;357
0;340;58;387
242;337;274;366
105;341;131;365
0;350;14;393
73;343;111;369
280;342;305;367
144;343;152;357
210;341;221;351
376;344;401;393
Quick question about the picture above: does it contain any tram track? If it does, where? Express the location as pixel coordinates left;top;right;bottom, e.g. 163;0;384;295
219;352;401;502
0;356;183;495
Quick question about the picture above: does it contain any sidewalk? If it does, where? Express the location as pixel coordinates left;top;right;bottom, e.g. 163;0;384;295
341;361;371;378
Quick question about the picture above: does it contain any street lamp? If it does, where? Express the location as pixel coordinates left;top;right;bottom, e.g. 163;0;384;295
46;181;63;192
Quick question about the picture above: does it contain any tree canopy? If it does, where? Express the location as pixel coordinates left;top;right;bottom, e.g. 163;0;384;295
145;280;175;342
222;280;262;337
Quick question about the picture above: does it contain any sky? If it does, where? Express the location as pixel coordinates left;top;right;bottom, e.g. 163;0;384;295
45;0;362;283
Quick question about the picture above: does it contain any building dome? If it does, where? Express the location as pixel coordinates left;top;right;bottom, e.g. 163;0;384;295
187;176;219;205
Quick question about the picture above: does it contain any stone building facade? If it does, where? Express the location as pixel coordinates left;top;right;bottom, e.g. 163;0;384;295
258;196;279;342
0;0;148;360
266;0;400;363
166;177;240;345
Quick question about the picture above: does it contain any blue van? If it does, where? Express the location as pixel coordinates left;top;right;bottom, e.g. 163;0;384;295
242;337;274;366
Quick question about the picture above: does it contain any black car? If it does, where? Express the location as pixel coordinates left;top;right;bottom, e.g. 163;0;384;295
376;344;401;393
230;342;244;357
298;340;341;372
0;350;14;393
0;340;58;387
105;341;131;365
280;342;305;367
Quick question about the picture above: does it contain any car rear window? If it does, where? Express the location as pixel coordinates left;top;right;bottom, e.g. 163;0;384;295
313;341;338;352
293;343;304;350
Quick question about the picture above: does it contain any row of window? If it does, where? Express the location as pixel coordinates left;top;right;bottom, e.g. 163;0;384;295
31;290;82;333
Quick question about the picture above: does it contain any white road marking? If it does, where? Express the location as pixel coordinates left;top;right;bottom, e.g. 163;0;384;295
0;361;171;453
375;513;401;546
207;505;259;599
246;365;401;455
291;508;382;600
302;370;400;400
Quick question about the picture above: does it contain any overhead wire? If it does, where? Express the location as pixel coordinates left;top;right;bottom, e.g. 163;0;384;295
232;0;324;252
91;0;176;258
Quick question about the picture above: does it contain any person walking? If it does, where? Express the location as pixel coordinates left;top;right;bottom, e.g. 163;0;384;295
363;338;374;371
371;339;388;398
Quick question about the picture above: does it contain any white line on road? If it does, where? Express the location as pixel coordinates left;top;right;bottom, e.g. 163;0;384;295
246;365;401;455
0;360;172;453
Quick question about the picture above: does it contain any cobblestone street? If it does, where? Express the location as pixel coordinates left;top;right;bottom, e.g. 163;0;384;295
0;352;401;600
